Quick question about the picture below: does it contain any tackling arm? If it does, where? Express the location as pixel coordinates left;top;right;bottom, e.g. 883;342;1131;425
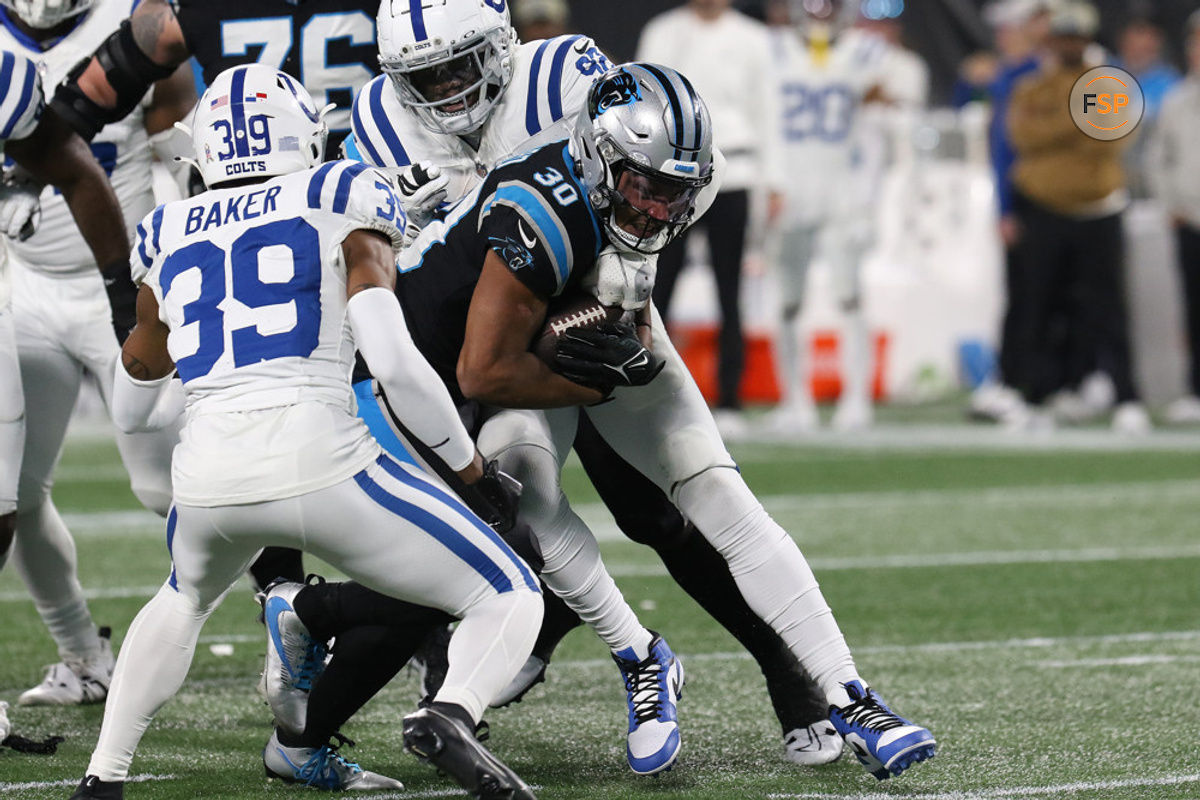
343;230;483;482
458;251;606;409
51;0;188;140
6;109;136;337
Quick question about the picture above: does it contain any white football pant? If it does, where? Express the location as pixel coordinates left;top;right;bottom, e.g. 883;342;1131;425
86;453;542;781
11;263;179;663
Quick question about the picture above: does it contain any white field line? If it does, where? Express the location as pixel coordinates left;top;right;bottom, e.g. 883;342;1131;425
548;630;1200;671
1036;654;1200;668
5;540;1200;604
767;772;1200;799
0;774;173;792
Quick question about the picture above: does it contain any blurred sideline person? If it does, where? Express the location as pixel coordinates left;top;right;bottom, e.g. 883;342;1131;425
340;0;839;769
69;64;542;800
0;0;196;707
968;0;1051;426
763;0;891;433
1114;16;1179;198
270;62;938;783
513;0;568;41
637;0;785;436
50;0;394;592
1007;0;1150;433
1146;10;1200;424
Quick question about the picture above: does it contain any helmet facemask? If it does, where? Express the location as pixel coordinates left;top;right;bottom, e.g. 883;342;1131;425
380;28;512;136
596;148;709;254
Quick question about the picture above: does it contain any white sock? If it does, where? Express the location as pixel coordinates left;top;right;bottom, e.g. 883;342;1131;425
87;584;214;781
494;443;652;657
676;468;860;707
840;307;871;408
775;311;810;407
13;500;102;662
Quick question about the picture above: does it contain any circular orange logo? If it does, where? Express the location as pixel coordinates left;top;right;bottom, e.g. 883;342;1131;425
1069;66;1144;141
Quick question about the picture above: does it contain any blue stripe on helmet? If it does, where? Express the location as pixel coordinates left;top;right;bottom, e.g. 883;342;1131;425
409;0;428;42
639;64;687;162
229;66;251;158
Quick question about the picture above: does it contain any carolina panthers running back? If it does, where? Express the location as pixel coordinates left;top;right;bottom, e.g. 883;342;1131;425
346;0;611;200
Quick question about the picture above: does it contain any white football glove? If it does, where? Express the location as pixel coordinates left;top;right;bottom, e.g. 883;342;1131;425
0;168;42;242
581;246;658;311
395;161;450;231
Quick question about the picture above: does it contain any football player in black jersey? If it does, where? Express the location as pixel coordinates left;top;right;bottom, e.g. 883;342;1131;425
257;64;937;786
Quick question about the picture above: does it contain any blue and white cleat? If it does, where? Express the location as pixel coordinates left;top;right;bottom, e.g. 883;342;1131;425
258;581;328;736
263;729;403;790
829;680;936;780
612;633;685;775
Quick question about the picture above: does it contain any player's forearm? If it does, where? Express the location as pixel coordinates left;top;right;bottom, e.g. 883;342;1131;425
457;352;603;409
52;0;187;140
349;288;476;471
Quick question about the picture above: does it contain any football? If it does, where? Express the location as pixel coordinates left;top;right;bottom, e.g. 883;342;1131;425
531;291;623;363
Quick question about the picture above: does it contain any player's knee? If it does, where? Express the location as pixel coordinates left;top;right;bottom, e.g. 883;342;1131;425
130;481;173;518
499;521;544;574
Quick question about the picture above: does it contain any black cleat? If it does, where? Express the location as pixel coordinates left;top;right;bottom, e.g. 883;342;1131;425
69;775;123;800
402;707;536;800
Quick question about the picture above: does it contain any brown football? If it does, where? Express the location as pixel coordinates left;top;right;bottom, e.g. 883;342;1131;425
531;292;623;363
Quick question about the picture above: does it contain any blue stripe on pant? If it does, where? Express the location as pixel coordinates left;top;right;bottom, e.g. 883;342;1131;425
353;453;540;595
354;380;418;467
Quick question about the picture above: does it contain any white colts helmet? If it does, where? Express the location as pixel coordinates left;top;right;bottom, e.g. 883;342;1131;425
0;0;92;29
376;0;515;135
188;64;328;188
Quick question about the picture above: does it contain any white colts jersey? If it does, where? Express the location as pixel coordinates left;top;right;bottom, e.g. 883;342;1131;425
771;28;889;225
0;48;42;308
349;34;611;201
134;162;406;506
0;0;153;276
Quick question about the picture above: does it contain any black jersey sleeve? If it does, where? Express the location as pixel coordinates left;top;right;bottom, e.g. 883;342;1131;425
476;163;599;300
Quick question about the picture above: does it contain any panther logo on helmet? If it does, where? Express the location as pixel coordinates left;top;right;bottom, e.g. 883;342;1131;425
571;63;713;255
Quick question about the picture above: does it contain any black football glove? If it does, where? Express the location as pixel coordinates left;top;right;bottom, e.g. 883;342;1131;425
554;322;664;394
458;459;523;534
102;261;138;345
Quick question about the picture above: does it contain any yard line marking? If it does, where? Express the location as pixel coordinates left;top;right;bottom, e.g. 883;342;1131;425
766;772;1200;799
0;774;173;791
1036;654;1200;668
604;542;1200;577
549;630;1200;670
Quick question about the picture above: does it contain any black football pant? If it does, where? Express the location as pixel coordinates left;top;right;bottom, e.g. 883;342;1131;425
1177;224;1200;396
1011;196;1139;405
653;189;749;410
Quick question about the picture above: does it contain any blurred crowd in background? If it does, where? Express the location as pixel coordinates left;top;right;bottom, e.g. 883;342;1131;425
499;0;1200;438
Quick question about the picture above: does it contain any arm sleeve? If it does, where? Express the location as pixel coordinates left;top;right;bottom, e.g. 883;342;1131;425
347;287;475;471
112;363;179;433
478;200;569;299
